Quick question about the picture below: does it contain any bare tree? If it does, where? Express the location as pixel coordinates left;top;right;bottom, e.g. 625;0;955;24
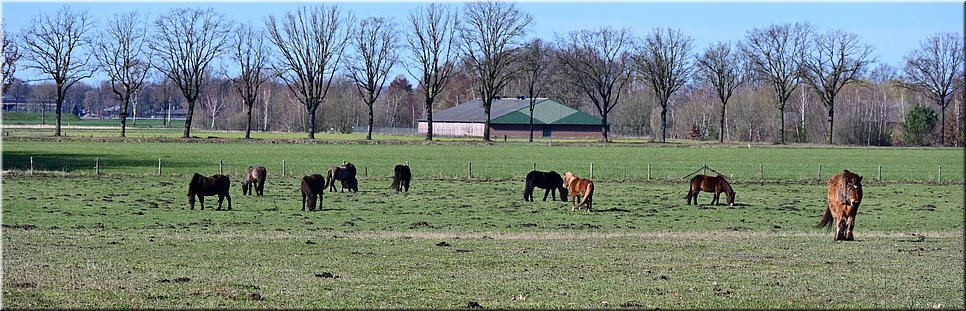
555;27;634;142
902;32;964;146
696;41;746;143
740;22;811;144
228;22;271;139
800;29;875;144
348;16;399;140
150;8;231;138
459;1;532;142
520;38;553;142
19;5;96;136
94;11;151;137
2;23;21;93
406;3;459;141
266;5;352;139
635;28;694;143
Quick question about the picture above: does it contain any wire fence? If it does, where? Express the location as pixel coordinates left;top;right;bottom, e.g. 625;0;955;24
2;156;961;184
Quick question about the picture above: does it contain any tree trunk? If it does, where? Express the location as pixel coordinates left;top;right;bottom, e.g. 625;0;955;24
719;102;726;143
528;104;534;142
778;103;786;144
245;102;253;139
55;87;64;136
366;103;374;140
424;98;433;141
308;104;317;139
483;102;491;142
660;105;668;143
120;97;129;137
183;99;195;138
826;105;834;144
601;112;610;142
940;100;946;146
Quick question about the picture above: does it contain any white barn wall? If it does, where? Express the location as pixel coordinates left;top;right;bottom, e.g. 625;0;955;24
418;122;484;137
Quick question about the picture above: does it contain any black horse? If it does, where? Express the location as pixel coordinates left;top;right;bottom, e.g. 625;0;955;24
188;173;232;210
390;164;411;192
523;170;568;202
301;174;326;211
326;163;357;192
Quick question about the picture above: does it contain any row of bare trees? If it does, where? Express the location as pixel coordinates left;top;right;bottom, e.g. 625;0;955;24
4;3;962;145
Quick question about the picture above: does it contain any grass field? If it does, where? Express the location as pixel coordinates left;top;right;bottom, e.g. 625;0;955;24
2;137;964;308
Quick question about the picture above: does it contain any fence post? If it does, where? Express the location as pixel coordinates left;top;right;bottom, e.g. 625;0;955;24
406;161;410;167
938;165;941;183
647;163;651;181
158;159;162;176
468;161;473;179
219;160;224;175
30;156;34;175
818;164;822;181
364;166;368;178
532;162;536;172
877;165;882;182
282;160;286;177
759;164;764;180
703;163;707;175
590;162;594;180
95;158;100;176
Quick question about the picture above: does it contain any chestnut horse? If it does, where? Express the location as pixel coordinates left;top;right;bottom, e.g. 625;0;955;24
301;174;326;211
817;170;863;241
187;173;232;211
523;170;568;202
562;172;594;211
242;166;267;196
326;163;357;192
390;164;411;192
685;174;736;206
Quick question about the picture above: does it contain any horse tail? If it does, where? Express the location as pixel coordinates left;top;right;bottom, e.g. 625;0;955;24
576;181;593;208
816;206;833;230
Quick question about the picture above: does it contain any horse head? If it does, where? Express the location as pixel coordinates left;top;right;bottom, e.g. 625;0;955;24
562;172;576;188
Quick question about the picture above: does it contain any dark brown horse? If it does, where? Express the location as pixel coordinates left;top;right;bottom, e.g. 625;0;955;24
188;173;232;210
523;170;568;202
301;174;326;211
242;166;267;196
818;170;863;241
326;162;357;192
390;164;411;192
686;174;735;206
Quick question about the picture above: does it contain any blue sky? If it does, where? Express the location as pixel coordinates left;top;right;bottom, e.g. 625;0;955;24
2;1;962;84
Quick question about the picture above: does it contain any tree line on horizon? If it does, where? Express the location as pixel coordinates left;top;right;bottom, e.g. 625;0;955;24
1;3;962;146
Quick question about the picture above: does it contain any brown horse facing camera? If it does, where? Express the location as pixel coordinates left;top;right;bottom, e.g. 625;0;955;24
242;166;267;196
686;174;736;206
187;173;232;211
301;174;326;212
562;172;594;211
818;170;863;241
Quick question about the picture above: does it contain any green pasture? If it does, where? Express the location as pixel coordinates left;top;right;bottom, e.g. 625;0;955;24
2;138;962;182
2;174;963;309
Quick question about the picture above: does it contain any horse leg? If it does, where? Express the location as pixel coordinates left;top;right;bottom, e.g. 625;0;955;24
216;195;224;211
199;196;205;211
571;193;577;211
833;216;845;241
301;194;306;211
403;181;409;192
226;193;232;210
845;216;855;241
712;191;720;206
543;188;551;201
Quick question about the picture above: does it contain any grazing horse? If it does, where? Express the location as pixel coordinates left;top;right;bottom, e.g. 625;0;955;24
187;173;232;211
685;174;736;206
562;172;594;211
301;174;326;211
326;163;357;192
390;164;411;192
242;166;267;196
523;170;568;202
818;170;863;241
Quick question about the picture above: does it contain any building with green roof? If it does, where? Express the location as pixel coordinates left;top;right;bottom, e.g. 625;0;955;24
418;97;606;138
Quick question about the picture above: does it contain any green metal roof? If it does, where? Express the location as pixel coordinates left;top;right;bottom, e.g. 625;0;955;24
491;99;602;125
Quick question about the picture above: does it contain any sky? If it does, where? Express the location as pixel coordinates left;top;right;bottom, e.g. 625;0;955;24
2;1;963;85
